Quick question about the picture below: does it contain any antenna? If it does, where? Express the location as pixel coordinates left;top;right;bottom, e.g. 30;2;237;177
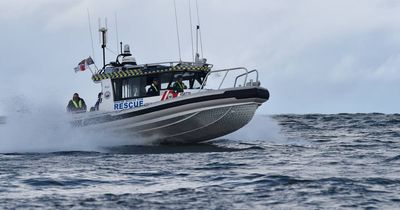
99;18;108;68
196;25;199;58
195;0;204;58
188;0;194;62
98;18;101;44
115;12;119;54
87;9;95;64
173;0;182;62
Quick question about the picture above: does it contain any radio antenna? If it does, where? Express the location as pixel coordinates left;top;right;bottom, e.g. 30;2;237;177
196;25;199;59
115;12;120;55
173;0;182;62
188;0;194;62
87;9;95;64
98;18;101;44
195;0;204;58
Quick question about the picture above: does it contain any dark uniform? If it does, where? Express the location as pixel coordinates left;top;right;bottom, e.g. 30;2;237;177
67;98;87;113
172;81;187;93
147;83;160;96
94;92;103;111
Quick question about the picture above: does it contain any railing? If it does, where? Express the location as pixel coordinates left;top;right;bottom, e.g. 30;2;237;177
141;61;209;67
200;67;260;90
98;60;213;74
141;61;214;70
233;69;259;88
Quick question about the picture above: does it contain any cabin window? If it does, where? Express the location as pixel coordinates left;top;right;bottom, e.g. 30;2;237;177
191;72;206;89
172;72;206;89
112;71;208;101
145;72;206;90
112;77;147;101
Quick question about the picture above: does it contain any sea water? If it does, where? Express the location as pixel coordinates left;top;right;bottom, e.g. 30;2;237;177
0;113;400;209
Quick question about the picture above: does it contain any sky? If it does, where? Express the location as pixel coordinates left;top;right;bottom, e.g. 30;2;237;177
0;0;399;114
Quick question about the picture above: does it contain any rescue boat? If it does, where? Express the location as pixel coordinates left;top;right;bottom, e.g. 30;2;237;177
70;21;269;144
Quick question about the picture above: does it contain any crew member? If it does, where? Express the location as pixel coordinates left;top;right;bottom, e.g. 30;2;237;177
172;75;187;93
67;93;87;113
94;92;103;111
147;79;160;96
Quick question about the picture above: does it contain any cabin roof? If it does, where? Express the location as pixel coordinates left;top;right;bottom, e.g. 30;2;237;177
92;65;211;81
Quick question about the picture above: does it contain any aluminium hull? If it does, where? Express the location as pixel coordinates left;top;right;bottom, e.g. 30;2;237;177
72;87;269;144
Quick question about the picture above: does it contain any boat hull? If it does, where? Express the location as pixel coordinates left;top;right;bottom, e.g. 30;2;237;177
72;87;269;144
145;103;259;143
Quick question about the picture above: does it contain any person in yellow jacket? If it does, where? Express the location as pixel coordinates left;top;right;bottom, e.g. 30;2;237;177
67;93;87;113
146;79;160;96
172;75;187;93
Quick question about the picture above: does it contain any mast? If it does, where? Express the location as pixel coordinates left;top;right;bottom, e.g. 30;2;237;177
188;0;195;62
173;0;182;62
115;12;120;55
195;0;204;59
87;9;95;65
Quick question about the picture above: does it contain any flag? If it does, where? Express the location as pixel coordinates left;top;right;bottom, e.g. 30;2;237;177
74;60;86;72
74;57;95;73
86;57;94;65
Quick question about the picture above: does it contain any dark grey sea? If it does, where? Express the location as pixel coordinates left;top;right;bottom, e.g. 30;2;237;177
1;113;400;209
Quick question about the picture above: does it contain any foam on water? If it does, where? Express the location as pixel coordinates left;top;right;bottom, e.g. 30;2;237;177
0;96;288;153
0;96;149;153
225;114;308;145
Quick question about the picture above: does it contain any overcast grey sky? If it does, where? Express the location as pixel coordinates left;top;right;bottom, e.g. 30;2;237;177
0;0;399;114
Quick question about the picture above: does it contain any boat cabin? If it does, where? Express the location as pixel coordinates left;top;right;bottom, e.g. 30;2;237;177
92;61;211;112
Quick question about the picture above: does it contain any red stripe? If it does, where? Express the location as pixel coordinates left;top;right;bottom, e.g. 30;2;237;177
161;91;168;100
80;63;86;71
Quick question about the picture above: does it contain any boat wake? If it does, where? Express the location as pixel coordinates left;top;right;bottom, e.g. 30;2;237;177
224;115;283;142
224;114;308;146
0;98;285;153
0;98;151;153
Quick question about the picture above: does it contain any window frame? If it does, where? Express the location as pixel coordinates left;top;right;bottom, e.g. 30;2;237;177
112;77;147;101
112;72;208;101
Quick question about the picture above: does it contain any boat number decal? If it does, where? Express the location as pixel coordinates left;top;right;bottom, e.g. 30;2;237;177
114;98;144;111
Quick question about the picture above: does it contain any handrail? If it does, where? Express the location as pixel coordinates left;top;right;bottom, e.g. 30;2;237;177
131;61;212;68
98;60;213;74
234;69;259;87
143;61;193;67
200;67;249;90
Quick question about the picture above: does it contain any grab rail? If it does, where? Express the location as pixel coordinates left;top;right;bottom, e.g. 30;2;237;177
141;61;213;69
200;67;249;90
98;60;213;74
200;67;261;90
233;69;259;87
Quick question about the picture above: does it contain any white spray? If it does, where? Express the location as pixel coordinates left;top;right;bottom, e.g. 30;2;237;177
0;96;149;153
224;115;284;142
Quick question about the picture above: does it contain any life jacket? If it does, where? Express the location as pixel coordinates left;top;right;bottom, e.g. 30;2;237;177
72;99;83;109
152;84;159;92
176;82;185;90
